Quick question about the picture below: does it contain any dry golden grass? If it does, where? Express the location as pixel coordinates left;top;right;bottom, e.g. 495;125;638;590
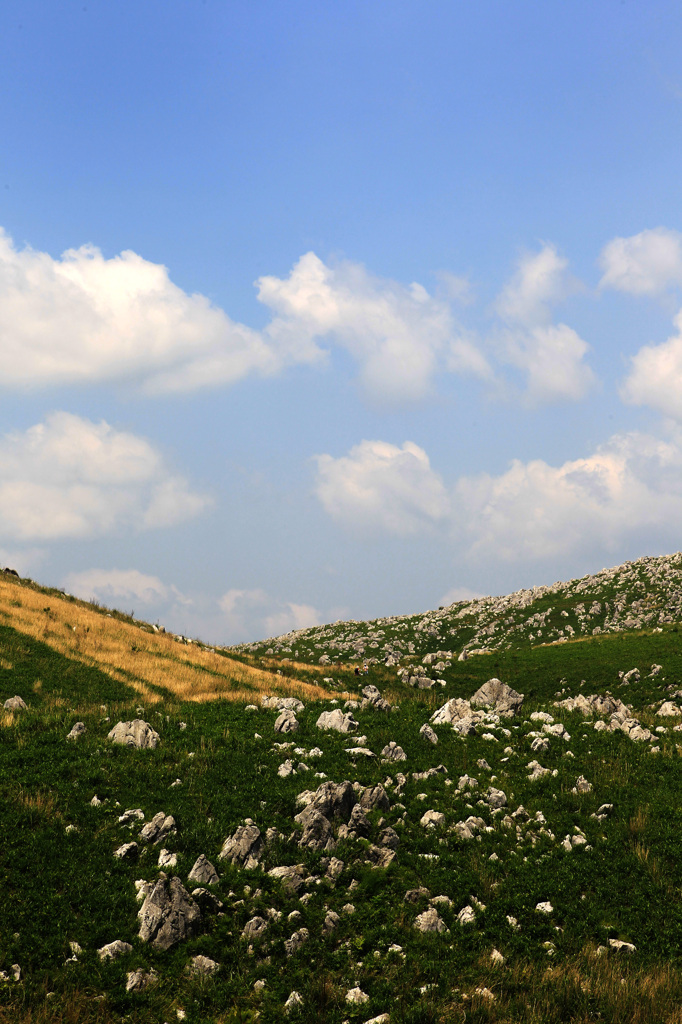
12;786;62;820
438;951;682;1023
0;577;333;705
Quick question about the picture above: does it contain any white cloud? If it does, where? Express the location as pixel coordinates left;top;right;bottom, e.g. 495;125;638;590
496;244;573;326
494;245;594;403
0;229;279;392
0;412;209;541
455;430;682;562
219;588;320;642
316;431;682;568
314;439;450;534
620;309;682;419
258;252;490;402
64;568;178;606
599;227;682;295
0;231;490;402
439;586;485;606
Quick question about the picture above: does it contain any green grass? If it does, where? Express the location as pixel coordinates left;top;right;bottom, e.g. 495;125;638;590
3;558;682;1021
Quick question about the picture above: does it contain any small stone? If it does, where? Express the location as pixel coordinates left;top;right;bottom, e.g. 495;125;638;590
419;723;438;744
274;709;300;734
242;916;268;940
67;722;86;741
284;990;304;1012
420;809;445;829
381;741;407;762
609;938;636;953
187;954;220;976
3;696;27;711
284;928;309;955
322;910;340;935
126;968;157;992
188;854;219;886
98;939;133;961
415;907;448;933
346;987;369;1004
139;812;176;845
114;842;138;862
138;873;201;950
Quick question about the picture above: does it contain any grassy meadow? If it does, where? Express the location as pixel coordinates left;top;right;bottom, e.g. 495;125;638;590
1;566;682;1022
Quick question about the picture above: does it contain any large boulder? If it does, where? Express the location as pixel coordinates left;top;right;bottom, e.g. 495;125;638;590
219;821;263;868
138;874;201;950
470;679;524;716
316;709;358;733
108;720;160;749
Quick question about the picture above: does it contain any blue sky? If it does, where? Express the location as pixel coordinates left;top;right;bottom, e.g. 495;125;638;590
3;1;682;642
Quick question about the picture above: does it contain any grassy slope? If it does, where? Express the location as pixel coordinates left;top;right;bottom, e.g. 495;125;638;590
1;567;682;1021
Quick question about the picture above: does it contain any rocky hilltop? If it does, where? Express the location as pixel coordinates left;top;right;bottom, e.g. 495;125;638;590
234;551;682;667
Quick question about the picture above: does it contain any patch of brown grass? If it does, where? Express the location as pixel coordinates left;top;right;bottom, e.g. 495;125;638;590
13;786;62;820
629;803;649;836
0;576;332;704
439;951;682;1023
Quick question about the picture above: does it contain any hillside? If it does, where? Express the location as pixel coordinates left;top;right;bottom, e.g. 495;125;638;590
234;551;682;668
2;556;682;1023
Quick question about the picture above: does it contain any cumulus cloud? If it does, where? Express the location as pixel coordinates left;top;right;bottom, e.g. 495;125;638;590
494;245;594;403
0;231;490;403
619;310;682;420
219;588;320;642
0;412;209;541
599;227;682;295
0;229;280;392
64;568;184;606
455;430;682;562
314;439;450;534
316;431;682;567
258;252;489;402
